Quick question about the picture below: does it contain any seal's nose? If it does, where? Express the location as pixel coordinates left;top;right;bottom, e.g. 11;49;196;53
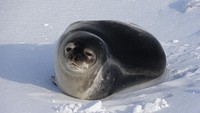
74;53;84;61
72;47;84;62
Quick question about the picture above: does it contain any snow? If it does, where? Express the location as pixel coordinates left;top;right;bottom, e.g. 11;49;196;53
55;101;105;113
132;98;169;113
1;0;200;113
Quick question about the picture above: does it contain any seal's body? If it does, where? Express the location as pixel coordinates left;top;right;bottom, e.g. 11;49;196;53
55;20;166;100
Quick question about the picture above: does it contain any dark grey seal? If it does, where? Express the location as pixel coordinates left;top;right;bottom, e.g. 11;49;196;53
54;20;166;100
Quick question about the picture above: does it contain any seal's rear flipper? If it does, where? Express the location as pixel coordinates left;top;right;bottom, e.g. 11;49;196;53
51;76;57;86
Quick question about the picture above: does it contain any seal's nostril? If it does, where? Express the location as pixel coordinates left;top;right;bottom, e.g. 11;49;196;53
74;53;84;61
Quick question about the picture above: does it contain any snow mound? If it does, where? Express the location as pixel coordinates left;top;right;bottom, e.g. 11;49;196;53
56;103;82;113
186;0;200;11
169;0;200;12
55;101;107;113
133;98;169;113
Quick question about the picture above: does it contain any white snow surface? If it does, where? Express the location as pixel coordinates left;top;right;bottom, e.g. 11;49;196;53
1;0;200;113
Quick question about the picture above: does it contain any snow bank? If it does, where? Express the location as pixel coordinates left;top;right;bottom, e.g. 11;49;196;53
55;99;169;113
55;101;106;113
133;98;169;113
56;103;82;113
186;0;200;10
169;0;200;12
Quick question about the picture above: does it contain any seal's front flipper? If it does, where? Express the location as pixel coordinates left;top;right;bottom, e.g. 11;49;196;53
51;76;57;86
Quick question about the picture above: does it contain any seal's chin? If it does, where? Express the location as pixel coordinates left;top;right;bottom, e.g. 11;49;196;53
68;62;90;72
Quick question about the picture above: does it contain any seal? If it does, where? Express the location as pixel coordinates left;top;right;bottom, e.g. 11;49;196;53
54;20;166;100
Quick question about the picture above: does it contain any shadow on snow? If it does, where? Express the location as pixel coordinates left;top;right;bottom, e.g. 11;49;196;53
0;44;60;92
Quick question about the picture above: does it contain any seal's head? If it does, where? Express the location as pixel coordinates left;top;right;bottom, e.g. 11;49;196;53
59;31;108;74
56;30;110;99
65;38;99;72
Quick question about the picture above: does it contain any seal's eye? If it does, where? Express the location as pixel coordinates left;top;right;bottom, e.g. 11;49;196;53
65;43;75;53
84;49;95;59
66;47;72;52
85;51;93;57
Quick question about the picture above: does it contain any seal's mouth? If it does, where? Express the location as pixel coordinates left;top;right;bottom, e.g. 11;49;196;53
71;62;78;67
68;62;89;72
